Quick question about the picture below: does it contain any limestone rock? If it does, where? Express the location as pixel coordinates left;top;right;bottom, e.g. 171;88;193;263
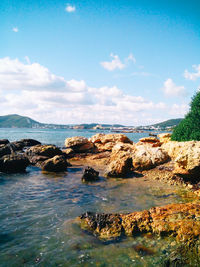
158;133;171;143
79;203;200;242
41;155;68;172
65;136;94;152
89;133;132;152
139;137;160;143
132;144;170;170
0;154;30;173
105;151;133;177
82;167;99;182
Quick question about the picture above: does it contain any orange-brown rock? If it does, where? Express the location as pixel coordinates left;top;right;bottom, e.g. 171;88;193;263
79;203;200;243
89;133;133;152
65;136;94;152
139;137;160;144
158;133;171;143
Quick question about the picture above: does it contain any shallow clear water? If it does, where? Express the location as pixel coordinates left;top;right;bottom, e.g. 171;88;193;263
0;128;189;266
0;165;189;267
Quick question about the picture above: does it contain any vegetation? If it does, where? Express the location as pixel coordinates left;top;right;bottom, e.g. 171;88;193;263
151;118;183;128
0;114;41;128
171;91;200;141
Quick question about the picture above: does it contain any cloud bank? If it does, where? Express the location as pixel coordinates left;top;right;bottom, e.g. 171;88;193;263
0;57;186;125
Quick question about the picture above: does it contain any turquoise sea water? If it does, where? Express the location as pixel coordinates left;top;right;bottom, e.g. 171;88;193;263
0;128;189;266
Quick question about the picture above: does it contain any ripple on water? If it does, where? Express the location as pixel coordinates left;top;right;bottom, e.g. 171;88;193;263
0;165;191;266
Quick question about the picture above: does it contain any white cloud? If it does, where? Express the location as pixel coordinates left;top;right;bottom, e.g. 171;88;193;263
0;57;176;125
65;4;76;13
184;65;200;81
101;54;125;71
100;53;136;71
162;78;186;97
169;104;189;117
12;27;18;32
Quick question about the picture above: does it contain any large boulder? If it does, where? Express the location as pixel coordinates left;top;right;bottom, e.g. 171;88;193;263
11;139;41;151
0;144;12;158
0;139;9;145
41;155;68;172
65;136;94;153
132;144;170;170
0;154;29;173
105;151;133;177
89;133;133;152
26;145;63;158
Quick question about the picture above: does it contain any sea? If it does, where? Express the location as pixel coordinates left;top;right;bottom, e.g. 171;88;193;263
0;128;187;266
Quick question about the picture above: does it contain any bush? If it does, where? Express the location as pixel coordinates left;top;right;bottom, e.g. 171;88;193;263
171;91;200;141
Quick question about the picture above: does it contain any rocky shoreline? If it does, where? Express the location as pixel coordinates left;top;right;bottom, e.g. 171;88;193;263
1;133;200;264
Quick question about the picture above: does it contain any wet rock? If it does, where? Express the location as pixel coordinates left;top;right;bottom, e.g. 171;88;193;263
26;145;63;158
41;155;69;172
0;144;12;158
82;167;99;182
79;203;200;242
29;155;49;166
65;136;94;153
132;144;170;170
132;244;155;256
80;212;122;239
89;133;133;152
10;139;41;151
0;154;29;173
0;139;9;145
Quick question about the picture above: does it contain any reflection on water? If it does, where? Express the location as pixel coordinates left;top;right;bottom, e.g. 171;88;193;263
0;164;191;266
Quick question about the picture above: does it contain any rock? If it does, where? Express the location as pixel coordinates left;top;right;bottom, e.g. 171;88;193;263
29;155;49;166
26;145;63;158
79;203;200;242
132;144;170;170
158;133;171;143
105;151;133;177
0;139;9;145
162;141;200;181
0;154;29;173
65;136;94;153
0;144;12;158
41;155;69;172
62;148;74;157
139;137;160;143
82;167;99;182
10;139;41;151
89;133;133;152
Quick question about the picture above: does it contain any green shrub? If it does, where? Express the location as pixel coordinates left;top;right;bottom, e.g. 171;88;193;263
171;91;200;141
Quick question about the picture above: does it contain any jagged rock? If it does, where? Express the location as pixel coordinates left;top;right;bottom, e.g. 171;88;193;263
105;151;133;177
0;154;29;173
79;203;200;242
29;155;49;166
132;144;170;170
26;145;63;158
89;133;133;152
0;139;9;145
10;139;41;151
139;137;160;143
41;155;69;172
158;133;171;143
65;136;94;152
0;144;12;158
62;148;74;157
82;167;99;182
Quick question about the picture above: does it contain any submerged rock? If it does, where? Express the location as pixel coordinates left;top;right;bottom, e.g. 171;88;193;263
79;203;200;243
82;167;99;182
41;155;69;172
0;154;29;173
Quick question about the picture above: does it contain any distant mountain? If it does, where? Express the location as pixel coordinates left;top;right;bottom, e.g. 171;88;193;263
150;118;183;128
0;114;42;128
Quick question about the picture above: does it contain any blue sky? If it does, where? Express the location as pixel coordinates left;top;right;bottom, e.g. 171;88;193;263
0;0;200;125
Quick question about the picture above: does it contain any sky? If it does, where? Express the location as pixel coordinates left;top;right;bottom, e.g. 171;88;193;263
0;0;200;125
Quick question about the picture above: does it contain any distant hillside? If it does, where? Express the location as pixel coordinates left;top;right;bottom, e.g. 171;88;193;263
151;118;183;128
0;114;42;128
